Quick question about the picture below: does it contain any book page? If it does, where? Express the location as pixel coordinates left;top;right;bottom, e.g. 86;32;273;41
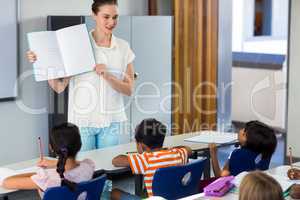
233;171;298;193
0;166;40;186
56;24;95;76
266;173;295;192
0;168;16;186
27;31;66;81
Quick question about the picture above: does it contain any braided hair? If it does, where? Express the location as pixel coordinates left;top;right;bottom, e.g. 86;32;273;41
50;123;82;191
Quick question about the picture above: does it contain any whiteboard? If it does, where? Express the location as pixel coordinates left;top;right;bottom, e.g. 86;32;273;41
0;0;17;99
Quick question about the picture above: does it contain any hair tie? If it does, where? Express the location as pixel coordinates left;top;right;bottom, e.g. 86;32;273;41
60;147;68;156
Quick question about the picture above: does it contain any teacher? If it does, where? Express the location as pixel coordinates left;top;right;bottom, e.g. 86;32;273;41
27;0;135;151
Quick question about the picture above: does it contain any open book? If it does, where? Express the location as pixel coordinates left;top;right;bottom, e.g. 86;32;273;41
233;170;300;194
0;166;40;186
27;24;95;81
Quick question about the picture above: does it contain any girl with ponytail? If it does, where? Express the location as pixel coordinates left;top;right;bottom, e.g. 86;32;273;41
2;123;95;199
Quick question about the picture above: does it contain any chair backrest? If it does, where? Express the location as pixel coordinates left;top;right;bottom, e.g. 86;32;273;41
152;158;207;200
43;174;106;200
255;155;271;170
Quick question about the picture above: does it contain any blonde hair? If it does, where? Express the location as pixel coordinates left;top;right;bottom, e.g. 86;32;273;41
239;171;284;200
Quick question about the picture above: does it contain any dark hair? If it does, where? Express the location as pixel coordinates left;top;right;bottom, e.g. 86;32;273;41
243;121;277;159
134;119;166;149
239;171;284;200
50;122;82;191
92;0;118;14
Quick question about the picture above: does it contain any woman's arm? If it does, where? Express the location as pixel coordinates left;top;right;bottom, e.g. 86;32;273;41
48;77;70;94
2;173;39;190
95;63;134;96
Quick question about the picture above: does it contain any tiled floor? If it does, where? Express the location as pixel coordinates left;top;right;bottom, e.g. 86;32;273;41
2;135;285;200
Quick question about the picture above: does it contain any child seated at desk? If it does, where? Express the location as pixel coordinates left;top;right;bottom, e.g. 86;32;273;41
2;123;95;199
111;118;192;200
239;171;284;200
210;120;277;177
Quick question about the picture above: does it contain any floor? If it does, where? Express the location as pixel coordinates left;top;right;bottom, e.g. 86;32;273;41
2;135;285;200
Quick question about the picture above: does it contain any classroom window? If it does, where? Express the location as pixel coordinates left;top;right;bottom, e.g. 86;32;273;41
254;0;272;36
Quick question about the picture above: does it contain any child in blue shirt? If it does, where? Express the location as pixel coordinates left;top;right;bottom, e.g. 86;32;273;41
210;120;277;177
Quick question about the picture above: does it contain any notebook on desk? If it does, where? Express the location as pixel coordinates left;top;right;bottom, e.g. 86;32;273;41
233;171;300;194
0;166;40;186
184;131;238;144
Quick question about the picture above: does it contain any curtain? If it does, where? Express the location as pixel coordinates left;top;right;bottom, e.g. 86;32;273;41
172;0;218;134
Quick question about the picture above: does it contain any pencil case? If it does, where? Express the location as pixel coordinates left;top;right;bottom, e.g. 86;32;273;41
204;176;235;197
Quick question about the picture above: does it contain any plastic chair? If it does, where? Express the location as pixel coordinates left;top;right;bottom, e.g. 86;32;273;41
43;174;107;200
152;158;207;200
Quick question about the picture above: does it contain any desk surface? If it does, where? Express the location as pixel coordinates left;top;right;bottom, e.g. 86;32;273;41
0;131;215;195
77;131;210;173
179;164;300;200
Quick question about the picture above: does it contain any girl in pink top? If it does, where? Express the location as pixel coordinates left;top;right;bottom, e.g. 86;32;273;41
2;123;95;198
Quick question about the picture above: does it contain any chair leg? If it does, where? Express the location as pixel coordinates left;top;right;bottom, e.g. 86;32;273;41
2;196;9;200
134;175;144;196
197;150;211;179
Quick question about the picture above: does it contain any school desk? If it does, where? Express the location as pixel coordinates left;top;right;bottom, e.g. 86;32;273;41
0;131;237;198
178;164;300;200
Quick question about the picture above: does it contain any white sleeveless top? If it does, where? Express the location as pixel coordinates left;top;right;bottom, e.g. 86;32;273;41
68;31;135;128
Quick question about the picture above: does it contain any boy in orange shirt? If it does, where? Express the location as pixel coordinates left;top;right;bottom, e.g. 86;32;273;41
111;118;192;200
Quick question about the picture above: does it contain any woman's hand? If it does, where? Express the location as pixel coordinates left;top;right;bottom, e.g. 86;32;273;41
94;64;108;78
26;51;37;63
288;168;300;180
37;158;57;168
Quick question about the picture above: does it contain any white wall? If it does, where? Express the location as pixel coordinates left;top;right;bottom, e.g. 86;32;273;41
232;0;245;52
232;67;287;129
0;0;147;166
243;38;287;54
232;0;289;52
232;0;254;52
231;0;288;129
287;0;300;157
272;0;289;38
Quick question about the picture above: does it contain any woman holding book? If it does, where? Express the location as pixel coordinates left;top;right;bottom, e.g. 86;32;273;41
27;0;135;151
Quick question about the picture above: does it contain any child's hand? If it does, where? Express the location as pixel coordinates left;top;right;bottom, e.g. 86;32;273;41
37;159;57;168
288;168;300;180
290;184;300;199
